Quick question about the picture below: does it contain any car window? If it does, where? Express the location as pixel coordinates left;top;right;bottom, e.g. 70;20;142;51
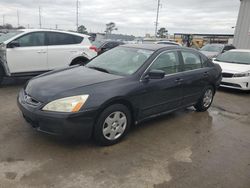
150;51;181;75
47;32;83;45
86;47;153;76
16;32;45;47
182;51;202;71
104;42;117;48
223;46;235;51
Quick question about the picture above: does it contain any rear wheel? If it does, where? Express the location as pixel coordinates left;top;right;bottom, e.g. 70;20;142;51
194;86;214;112
70;57;89;66
94;104;131;146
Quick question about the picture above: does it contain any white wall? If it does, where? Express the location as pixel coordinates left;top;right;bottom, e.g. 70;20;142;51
234;0;250;49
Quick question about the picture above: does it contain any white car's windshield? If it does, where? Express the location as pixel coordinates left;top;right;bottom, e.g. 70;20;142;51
201;44;223;52
86;47;154;76
0;31;23;43
216;51;250;65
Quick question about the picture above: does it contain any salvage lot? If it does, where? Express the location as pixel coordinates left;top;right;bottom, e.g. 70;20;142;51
0;78;250;188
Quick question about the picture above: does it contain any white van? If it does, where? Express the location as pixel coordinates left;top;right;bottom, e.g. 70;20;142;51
0;29;97;84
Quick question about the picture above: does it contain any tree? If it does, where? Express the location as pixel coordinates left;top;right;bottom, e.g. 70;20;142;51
77;25;88;34
105;22;118;34
157;27;168;38
3;23;13;30
17;26;25;29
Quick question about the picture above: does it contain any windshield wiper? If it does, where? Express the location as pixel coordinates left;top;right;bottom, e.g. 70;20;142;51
88;66;110;73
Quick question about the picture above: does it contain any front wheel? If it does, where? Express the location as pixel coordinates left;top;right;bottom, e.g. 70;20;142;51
94;104;131;146
194;86;214;112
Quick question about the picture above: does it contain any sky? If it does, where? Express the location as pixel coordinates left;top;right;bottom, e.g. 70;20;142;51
0;0;241;36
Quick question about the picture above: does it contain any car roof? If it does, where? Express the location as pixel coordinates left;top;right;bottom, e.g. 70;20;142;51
227;49;250;52
206;43;234;47
19;29;90;38
121;44;182;51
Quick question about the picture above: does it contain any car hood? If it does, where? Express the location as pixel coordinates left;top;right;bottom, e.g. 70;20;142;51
25;66;123;102
200;51;219;58
213;60;250;73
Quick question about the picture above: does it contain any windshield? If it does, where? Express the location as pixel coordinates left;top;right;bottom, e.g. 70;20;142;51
86;47;154;75
0;31;23;43
200;44;223;52
216;51;250;65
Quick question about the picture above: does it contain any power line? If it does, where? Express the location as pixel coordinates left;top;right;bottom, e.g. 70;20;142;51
76;0;80;31
2;15;5;25
17;10;20;27
155;0;161;38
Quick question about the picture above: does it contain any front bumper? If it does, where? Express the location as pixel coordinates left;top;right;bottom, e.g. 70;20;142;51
221;77;250;90
17;89;98;138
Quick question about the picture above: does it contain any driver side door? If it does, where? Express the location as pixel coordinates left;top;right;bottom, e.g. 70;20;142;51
135;50;185;119
6;32;48;74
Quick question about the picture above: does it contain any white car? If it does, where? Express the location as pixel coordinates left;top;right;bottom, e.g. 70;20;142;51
213;49;250;90
0;29;97;84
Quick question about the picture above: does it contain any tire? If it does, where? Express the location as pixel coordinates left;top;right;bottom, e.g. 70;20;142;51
94;104;131;146
71;58;89;66
0;66;4;85
194;86;215;112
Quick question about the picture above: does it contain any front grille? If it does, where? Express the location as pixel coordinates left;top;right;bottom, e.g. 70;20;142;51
222;72;234;78
221;82;241;88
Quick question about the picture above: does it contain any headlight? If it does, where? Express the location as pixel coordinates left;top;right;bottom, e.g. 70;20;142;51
42;95;89;113
233;71;250;77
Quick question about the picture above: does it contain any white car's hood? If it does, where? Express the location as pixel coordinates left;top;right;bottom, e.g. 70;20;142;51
213;60;250;73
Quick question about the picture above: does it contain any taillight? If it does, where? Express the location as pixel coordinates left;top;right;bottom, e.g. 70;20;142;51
90;46;98;52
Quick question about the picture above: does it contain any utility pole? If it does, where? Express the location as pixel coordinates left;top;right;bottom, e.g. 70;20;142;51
55;24;58;29
17;10;20;27
155;0;161;39
2;15;5;26
76;0;80;32
39;6;42;29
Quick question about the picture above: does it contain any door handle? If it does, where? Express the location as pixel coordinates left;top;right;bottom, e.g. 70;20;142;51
37;51;47;54
175;78;183;83
203;72;209;77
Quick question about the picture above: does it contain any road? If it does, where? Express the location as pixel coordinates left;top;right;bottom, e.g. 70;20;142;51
0;78;250;188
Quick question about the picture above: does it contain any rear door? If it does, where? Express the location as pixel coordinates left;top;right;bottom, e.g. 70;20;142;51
137;50;185;118
7;32;48;73
180;50;210;106
46;32;84;70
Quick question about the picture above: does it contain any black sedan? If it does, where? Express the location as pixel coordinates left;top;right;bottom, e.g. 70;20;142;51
18;44;222;146
91;40;125;55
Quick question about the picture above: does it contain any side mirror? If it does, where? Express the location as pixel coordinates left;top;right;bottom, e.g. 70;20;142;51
8;40;20;48
144;69;165;80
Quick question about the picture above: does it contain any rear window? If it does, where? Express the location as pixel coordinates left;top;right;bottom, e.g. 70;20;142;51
47;32;83;45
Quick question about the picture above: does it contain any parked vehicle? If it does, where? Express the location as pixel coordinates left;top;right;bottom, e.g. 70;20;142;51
18;44;222;146
91;40;124;55
0;29;97;84
200;44;235;59
213;49;250;90
155;40;181;46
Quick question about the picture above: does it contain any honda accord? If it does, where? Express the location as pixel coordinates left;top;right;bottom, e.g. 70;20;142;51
18;44;222;145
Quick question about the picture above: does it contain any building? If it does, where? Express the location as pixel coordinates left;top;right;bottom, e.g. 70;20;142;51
233;0;250;49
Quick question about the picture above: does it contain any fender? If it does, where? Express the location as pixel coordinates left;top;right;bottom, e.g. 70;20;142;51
68;52;91;66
